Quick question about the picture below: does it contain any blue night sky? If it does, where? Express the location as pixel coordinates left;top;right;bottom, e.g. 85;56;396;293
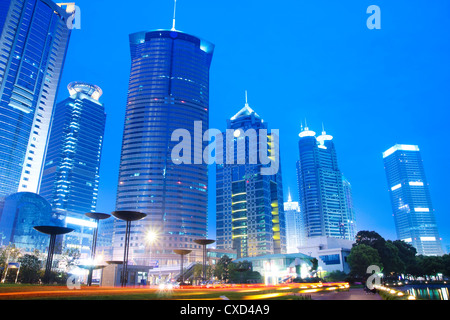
57;0;450;250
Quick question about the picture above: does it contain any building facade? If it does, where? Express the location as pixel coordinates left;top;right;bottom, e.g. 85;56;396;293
297;124;355;243
284;192;304;253
296;236;354;274
383;144;443;256
0;0;72;199
216;101;286;259
0;192;64;252
234;253;314;285
39;82;106;259
113;30;214;267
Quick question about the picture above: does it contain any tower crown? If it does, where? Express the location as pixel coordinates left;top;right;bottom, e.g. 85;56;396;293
68;82;103;101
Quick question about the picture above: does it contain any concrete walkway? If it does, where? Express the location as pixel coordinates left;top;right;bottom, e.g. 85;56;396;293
309;288;383;300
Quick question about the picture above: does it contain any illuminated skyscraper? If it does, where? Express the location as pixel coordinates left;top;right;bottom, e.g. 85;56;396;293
0;0;72;198
216;99;286;258
284;192;303;253
383;144;443;256
342;176;357;241
113;29;214;266
39;82;106;258
297;124;355;242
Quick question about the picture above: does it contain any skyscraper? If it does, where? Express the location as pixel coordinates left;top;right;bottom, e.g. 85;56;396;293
297;124;355;242
216;99;286;258
284;192;303;253
383;144;443;256
342;176;357;241
113;29;214;266
0;0;72;198
39;82;106;258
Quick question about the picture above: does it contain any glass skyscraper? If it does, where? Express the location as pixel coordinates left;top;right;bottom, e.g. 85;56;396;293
0;0;72;198
284;192;303;253
383;144;443;256
342;175;357;241
216;101;286;258
39;82;106;258
113;30;214;266
297;124;355;242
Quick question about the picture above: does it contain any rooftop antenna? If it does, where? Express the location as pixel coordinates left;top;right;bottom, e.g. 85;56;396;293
245;90;249;107
322;122;326;134
171;0;177;31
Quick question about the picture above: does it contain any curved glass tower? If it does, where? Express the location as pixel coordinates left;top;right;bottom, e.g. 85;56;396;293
0;0;72;198
113;30;214;266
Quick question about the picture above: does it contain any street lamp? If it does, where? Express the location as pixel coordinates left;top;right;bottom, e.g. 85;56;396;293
193;239;215;283
33;226;74;284
173;249;191;285
111;211;147;287
84;212;110;286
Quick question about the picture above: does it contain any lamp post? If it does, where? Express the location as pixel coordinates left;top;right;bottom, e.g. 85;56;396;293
111;211;147;287
84;212;110;286
33;226;74;284
173;249;191;285
193;239;215;283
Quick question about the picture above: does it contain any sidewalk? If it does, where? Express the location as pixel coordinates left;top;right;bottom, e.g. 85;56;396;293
309;288;383;300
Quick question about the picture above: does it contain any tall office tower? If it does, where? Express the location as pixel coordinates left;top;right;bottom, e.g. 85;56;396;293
216;100;286;259
113;30;214;266
383;144;443;256
0;0;72;199
342;176;357;240
297;124;355;242
39;82;106;258
284;192;303;253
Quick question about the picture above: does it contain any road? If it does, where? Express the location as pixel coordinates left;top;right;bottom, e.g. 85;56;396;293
308;288;382;300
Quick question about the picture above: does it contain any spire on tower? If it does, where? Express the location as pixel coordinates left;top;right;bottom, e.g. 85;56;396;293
299;118;316;138
171;0;177;31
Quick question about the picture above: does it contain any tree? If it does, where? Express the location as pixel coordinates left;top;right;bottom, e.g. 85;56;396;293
380;241;405;276
355;231;386;250
0;245;22;282
354;231;405;277
213;255;233;282
310;258;318;273
17;254;41;284
392;240;417;275
347;244;382;278
58;247;80;272
415;255;444;278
